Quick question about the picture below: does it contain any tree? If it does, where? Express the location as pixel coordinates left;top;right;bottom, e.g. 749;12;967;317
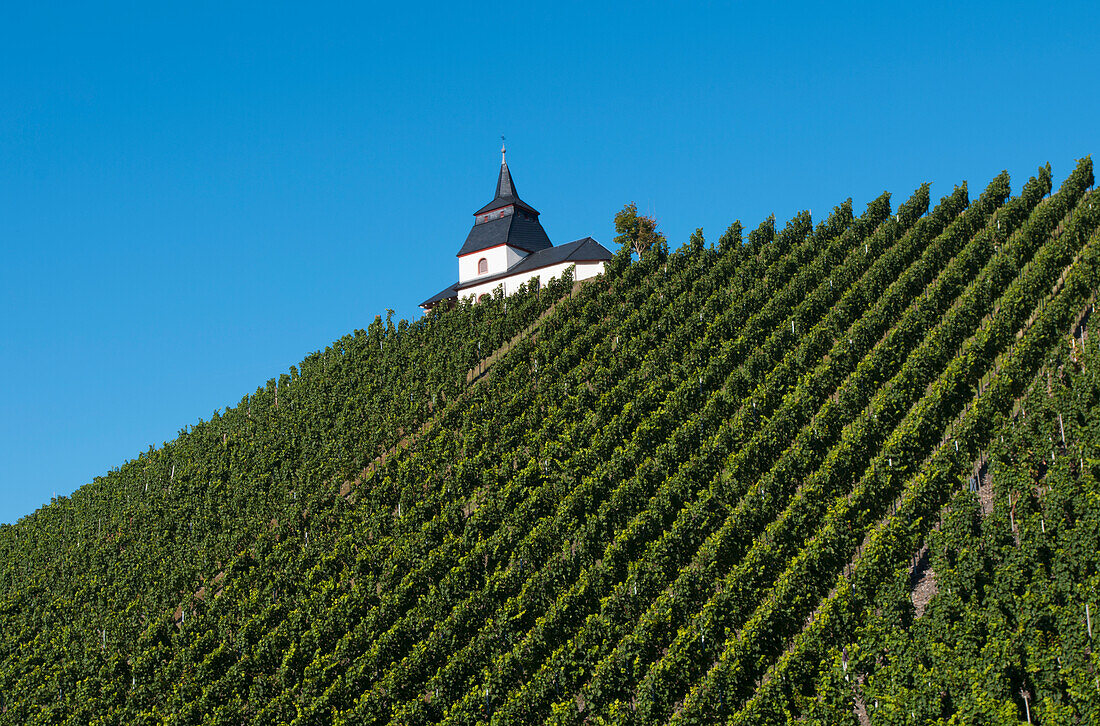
614;202;666;257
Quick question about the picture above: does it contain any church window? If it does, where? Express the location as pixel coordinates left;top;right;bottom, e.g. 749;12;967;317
478;258;488;275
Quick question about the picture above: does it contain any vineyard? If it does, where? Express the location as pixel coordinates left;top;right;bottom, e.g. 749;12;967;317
1;158;1098;724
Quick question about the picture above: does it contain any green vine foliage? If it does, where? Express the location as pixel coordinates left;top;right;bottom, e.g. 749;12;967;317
1;159;1097;725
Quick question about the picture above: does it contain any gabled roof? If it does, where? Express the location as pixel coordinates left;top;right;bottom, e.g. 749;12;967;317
455;236;611;291
469;237;611;285
457;212;553;257
421;238;612;307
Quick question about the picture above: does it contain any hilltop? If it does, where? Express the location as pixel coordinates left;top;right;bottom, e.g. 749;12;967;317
2;158;1099;724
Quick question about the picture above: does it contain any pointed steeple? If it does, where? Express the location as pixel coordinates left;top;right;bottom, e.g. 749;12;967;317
495;143;518;200
458;148;552;257
475;147;538;217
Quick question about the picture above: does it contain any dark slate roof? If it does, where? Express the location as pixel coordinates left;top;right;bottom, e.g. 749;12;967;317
495;157;516;198
422;238;610;308
419;282;458;308
454;236;611;289
473;159;539;216
481;237;613;281
457;212;553;257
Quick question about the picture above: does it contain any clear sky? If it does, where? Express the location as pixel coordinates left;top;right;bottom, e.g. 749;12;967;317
1;1;1097;525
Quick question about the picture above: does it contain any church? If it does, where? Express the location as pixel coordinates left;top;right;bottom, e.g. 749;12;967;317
420;148;613;310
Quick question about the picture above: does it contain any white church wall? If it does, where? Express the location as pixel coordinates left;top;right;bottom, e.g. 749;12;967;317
457;261;605;302
458;245;527;284
458;275;514;302
573;261;605;282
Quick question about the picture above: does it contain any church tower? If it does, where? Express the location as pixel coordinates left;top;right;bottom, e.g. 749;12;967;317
456;145;552;284
420;148;612;310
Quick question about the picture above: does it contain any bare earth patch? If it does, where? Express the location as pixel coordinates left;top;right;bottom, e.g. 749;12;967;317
909;546;938;619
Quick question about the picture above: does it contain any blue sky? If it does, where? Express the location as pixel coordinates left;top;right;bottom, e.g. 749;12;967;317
1;1;1097;524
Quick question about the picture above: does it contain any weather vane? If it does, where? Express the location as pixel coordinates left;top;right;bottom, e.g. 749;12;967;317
501;135;506;161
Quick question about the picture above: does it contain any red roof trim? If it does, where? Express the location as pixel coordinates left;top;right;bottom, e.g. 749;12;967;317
457;243;526;258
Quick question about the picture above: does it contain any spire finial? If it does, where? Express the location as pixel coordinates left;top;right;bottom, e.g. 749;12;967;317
501;135;506;163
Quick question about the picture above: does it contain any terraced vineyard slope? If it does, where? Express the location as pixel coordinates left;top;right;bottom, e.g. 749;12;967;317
1;159;1097;725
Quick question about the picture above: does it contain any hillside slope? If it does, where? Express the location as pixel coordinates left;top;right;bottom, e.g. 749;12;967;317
1;159;1098;725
